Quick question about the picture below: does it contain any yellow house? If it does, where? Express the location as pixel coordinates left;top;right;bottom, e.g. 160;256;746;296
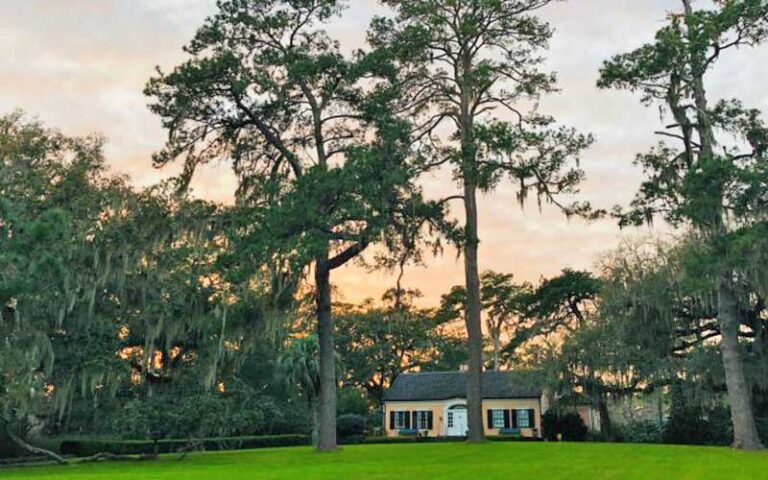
382;371;554;438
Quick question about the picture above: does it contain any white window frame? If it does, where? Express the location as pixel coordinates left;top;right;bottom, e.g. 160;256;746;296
492;409;505;429
394;411;407;429
516;409;532;428
415;410;430;430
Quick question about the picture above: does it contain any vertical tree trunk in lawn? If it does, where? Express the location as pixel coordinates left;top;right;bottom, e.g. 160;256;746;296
459;36;484;442
681;0;763;450
315;256;337;451
463;180;484;443
718;281;764;450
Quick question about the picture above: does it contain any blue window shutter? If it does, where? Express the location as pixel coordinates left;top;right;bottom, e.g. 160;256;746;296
503;409;511;429
510;409;518;429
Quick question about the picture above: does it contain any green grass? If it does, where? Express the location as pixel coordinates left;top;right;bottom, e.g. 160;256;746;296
3;442;767;480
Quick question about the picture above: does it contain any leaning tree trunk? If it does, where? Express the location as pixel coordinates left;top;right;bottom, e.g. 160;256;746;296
7;431;68;465
314;256;337;452
463;180;485;443
718;280;764;450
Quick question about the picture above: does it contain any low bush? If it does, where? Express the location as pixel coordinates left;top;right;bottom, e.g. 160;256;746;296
487;436;544;442
756;416;768;445
0;432;25;459
541;410;588;442
354;435;543;446
98;383;308;440
336;388;370;417
663;405;731;446
617;419;663;444
360;436;461;445
336;414;366;440
59;434;309;457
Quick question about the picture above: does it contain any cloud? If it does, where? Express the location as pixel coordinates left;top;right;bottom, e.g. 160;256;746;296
1;0;764;306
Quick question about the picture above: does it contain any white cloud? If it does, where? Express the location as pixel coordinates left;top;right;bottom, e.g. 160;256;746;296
1;0;765;304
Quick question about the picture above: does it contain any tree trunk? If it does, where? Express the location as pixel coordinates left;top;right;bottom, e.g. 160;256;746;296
314;258;337;452
309;398;319;448
463;181;485;443
718;280;764;450
456;33;484;443
681;0;763;450
597;393;612;438
7;431;68;465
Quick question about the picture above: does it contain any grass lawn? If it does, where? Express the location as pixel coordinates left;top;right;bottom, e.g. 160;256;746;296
3;442;767;480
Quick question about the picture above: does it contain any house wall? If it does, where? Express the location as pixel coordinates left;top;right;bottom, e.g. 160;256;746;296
383;398;542;438
576;405;601;433
383;400;445;437
482;399;542;438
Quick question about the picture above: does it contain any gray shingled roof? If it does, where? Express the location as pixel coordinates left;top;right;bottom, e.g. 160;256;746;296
383;370;543;402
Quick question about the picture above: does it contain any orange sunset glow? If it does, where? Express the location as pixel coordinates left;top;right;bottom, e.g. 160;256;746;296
3;0;766;306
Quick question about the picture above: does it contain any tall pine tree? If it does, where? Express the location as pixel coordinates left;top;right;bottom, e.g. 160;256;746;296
373;0;594;441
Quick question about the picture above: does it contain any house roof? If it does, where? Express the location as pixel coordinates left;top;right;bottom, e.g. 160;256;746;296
383;370;543;402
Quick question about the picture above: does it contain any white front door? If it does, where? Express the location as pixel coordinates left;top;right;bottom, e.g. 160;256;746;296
446;407;468;436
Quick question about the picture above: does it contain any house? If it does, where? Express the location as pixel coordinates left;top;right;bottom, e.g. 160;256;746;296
382;370;598;438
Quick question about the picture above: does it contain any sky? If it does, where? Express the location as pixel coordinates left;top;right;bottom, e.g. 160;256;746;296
2;0;767;307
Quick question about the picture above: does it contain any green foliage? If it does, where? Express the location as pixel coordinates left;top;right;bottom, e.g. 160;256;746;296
663;406;732;447
335;296;466;404
599;0;768;236
373;0;596;218
336;414;366;441
145;0;442;273
509;269;601;360
439;271;533;369
541;410;588;442
336;388;369;417
615;420;663;445
0;112;303;453
145;1;450;449
279;335;321;406
105;387;297;440
0;112;129;433
58;434;309;457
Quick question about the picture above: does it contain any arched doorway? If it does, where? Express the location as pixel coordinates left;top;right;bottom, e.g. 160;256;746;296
445;403;468;437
